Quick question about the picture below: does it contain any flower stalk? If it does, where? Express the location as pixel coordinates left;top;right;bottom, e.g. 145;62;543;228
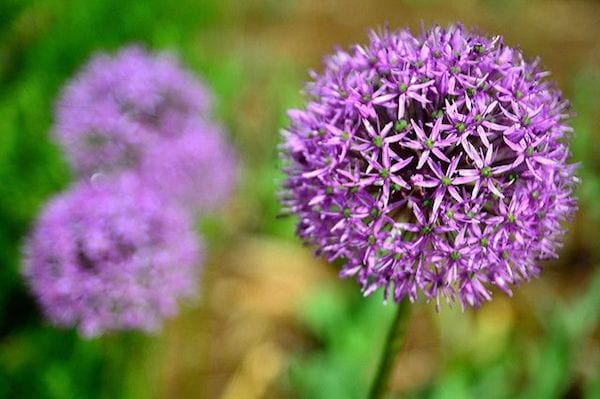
368;299;411;399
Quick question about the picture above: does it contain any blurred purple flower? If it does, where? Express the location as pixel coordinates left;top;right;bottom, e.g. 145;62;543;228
53;45;212;177
281;25;578;309
23;174;202;337
141;121;238;215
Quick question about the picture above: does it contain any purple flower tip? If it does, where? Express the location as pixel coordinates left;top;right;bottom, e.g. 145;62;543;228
281;25;578;309
23;174;203;336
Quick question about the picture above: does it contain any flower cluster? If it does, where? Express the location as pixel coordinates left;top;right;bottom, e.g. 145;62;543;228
281;25;578;309
24;45;236;336
23;175;202;337
54;46;211;176
52;44;236;213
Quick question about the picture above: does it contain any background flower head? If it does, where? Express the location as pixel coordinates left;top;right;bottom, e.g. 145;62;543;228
140;120;238;215
281;24;578;309
53;45;212;178
23;174;203;337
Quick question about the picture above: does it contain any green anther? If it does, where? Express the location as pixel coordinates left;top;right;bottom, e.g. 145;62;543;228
343;208;352;218
350;186;359;194
433;50;441;58
480;237;489;247
415;60;423;67
451;66;461;74
502;250;510;260
516;90;523;99
368;235;376;245
376;248;390;257
341;131;350;140
425;138;434;149
441;176;452;186
507;213;516;223
467;211;475;218
450;251;461;261
379;169;389;178
339;90;348;99
329;204;340;212
532;190;540;199
394;252;403;260
369;56;377;65
481;166;492;178
370;208;380;217
527;146;535;156
467;87;476;96
372;78;381;90
432;109;444;119
325;186;334;195
474;44;485;54
453;51;461;58
522;116;531;126
509;172;518;181
423;199;432;208
318;128;326;137
398;83;408;92
392;183;402;192
373;136;383;147
446;209;454;218
394;119;408;131
390;56;398;65
361;93;370;102
455;122;466;133
421;225;432;234
473;114;482;122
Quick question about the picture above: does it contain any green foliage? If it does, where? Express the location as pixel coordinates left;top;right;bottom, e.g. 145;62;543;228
289;285;397;399
290;268;600;399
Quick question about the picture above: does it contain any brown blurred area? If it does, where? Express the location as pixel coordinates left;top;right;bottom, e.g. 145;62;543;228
159;238;331;398
143;1;600;397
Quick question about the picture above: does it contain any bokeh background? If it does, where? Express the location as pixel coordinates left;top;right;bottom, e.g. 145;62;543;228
1;0;599;398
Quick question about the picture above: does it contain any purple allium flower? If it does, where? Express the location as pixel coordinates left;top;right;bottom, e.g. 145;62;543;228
23;174;202;337
140;121;238;215
53;45;212;177
281;25;578;309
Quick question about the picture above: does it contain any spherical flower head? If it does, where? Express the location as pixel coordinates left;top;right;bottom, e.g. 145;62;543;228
140;121;238;215
281;25;578;309
23;174;203;337
54;45;212;177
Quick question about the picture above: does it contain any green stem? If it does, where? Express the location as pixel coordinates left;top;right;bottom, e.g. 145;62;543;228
368;298;412;399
